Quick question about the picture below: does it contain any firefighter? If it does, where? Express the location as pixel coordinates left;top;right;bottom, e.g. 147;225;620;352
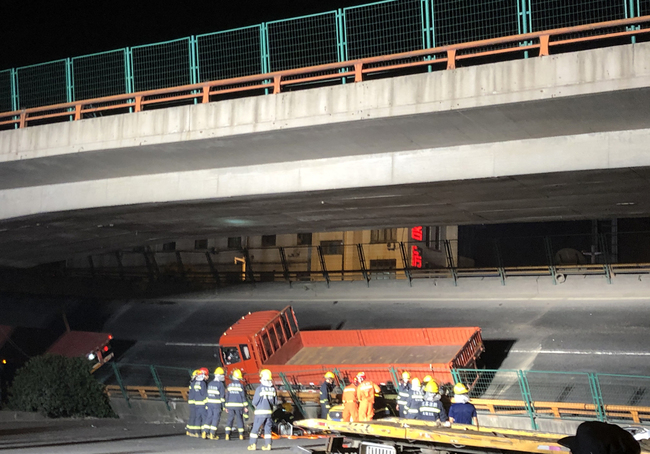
405;378;423;419
186;369;199;436
248;369;278;451
419;380;448;423
203;367;226;439
195;368;209;438
320;371;336;419
396;371;411;418
421;375;433;393
449;383;478;428
225;368;248;440
356;372;380;422
341;376;359;423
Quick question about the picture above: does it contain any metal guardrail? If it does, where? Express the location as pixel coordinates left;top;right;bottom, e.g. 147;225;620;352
102;363;650;429
104;386;650;426
1;15;649;129
474;399;650;424
67;264;650;286
2;0;647;116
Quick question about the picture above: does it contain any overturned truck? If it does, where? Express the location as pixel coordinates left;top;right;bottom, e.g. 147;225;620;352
218;306;483;390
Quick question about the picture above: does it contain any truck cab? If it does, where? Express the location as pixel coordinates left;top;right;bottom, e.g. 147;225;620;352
218;306;300;379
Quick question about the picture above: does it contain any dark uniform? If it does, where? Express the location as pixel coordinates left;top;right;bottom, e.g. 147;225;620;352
186;376;197;436
397;379;411;418
193;378;208;437
225;378;247;439
249;383;279;449
449;401;477;425
319;380;334;419
204;377;226;438
419;395;448;422
405;387;424;420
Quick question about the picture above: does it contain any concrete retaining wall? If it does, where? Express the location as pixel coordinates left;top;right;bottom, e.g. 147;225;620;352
108;396;586;435
110;397;188;424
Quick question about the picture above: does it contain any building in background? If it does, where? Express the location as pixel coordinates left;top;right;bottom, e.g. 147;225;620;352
67;226;460;283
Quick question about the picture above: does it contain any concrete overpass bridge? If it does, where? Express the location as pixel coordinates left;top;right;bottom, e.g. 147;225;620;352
1;18;650;267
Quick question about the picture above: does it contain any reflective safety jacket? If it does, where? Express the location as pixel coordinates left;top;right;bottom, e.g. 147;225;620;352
342;383;358;403
397;380;411;407
405;389;424;418
187;378;196;405
320;381;334;408
192;380;208;407
419;397;448;422
357;380;380;403
225;379;247;409
252;384;278;416
207;379;226;408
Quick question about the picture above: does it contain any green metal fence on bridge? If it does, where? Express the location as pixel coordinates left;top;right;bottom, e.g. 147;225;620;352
1;0;648;119
99;362;650;429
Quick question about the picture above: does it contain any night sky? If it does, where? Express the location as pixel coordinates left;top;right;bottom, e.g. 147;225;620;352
0;0;372;70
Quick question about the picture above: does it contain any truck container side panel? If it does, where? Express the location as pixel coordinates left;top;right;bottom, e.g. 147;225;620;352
360;329;430;346
300;330;363;347
284;345;463;366
300;328;481;348
264;332;304;365
47;331;110;357
223;311;280;339
449;330;484;369
423;327;480;346
277;368;332;388
274;364;457;387
385;366;456;385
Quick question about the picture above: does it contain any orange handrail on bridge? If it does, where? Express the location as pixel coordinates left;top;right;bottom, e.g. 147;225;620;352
104;385;650;424
474;398;650;424
1;16;649;129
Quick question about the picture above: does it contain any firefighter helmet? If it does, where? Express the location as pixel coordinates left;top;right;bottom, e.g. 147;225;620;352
232;369;243;380
454;383;469;395
401;371;411;380
425;381;439;394
324;371;336;380
412;378;421;388
260;369;273;381
214;367;225;375
191;369;200;378
356;372;366;382
423;375;433;384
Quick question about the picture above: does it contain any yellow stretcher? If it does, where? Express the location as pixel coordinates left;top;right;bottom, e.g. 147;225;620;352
296;418;650;454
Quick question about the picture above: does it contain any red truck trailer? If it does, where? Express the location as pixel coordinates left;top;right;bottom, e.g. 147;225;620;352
218;306;483;387
47;331;114;372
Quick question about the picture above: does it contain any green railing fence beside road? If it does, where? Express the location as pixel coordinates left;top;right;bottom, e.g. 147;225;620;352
1;0;647;117
100;362;650;429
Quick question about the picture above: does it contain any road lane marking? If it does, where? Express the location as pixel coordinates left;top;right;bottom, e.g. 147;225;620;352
165;342;220;347
510;349;650;356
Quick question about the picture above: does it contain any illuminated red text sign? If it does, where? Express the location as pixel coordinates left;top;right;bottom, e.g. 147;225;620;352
411;226;423;268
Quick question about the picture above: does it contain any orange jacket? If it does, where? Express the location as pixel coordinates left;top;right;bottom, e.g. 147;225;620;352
357;380;380;402
342;383;358;403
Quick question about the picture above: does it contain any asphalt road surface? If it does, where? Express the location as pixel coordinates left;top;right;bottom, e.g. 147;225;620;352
0;418;323;453
2;275;650;382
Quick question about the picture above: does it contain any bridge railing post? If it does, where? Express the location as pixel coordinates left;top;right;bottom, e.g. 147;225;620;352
111;362;131;408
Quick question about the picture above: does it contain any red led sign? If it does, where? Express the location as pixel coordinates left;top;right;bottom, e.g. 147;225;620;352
411;245;422;268
411;226;423;241
411;227;423;268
